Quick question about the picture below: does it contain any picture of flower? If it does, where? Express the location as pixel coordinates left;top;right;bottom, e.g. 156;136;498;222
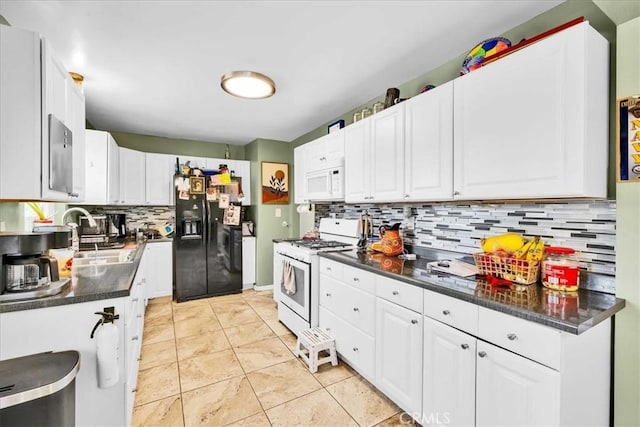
261;162;289;204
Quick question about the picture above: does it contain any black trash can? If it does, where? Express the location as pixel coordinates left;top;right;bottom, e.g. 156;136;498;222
0;350;80;427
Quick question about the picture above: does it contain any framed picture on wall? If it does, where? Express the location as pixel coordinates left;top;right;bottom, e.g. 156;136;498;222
261;162;289;204
190;176;205;194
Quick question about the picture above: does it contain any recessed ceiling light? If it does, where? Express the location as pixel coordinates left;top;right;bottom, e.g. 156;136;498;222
220;71;276;99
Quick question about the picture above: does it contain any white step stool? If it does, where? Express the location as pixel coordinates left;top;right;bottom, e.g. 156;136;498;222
295;327;338;373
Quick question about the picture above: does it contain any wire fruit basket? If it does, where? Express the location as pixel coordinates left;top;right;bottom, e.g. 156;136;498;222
473;252;540;285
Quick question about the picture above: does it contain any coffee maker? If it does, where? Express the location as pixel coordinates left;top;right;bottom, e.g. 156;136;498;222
0;231;71;302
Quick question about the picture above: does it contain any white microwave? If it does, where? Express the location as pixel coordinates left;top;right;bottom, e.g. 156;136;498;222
303;166;344;201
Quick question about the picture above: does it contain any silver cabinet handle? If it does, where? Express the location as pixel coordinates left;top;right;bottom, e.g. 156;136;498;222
352;347;359;352
411;319;418;324
353;307;359;312
132;298;139;302
453;191;460;196
326;293;331;297
478;351;487;358
137;357;142;361
461;344;469;350
392;291;399;296
404;194;410;198
507;333;517;341
136;314;142;318
325;327;331;332
132;388;137;393
353;277;359;282
68;192;79;198
326;267;332;271
132;336;139;341
442;309;450;316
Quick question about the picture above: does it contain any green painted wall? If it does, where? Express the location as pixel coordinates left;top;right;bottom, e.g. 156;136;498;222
614;16;640;427
244;138;297;286
110;131;245;159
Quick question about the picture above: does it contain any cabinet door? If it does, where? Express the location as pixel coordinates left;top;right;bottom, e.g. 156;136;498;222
371;103;405;202
323;131;345;168
344;119;371;202
305;138;325;172
0;299;128;426
405;82;453;201
69;84;86;201
41;39;73;201
423;316;475;426
228;159;251;205
476;341;560;427
375;297;422;415
453;23;607;199
119;147;146;205
145;152;174;205
144;242;173;299
107;134;120;204
294;145;307;204
84;130;108;204
242;236;256;287
0;26;42;199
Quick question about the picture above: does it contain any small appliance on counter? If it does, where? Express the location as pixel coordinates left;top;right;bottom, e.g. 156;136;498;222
78;214;127;250
0;231;72;303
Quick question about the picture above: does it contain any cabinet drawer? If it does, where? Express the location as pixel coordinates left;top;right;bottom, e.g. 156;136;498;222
333;281;375;337
376;276;423;313
319;275;339;311
319;307;375;380
423;290;478;335
319;258;343;281
478;307;561;370
343;265;376;294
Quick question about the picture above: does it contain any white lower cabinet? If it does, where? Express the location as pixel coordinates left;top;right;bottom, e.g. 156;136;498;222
242;236;256;288
0;298;129;426
143;241;173;299
375;297;423;415
476;340;560;427
422;316;476;426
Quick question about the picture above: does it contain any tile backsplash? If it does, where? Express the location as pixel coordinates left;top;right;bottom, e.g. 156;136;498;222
316;200;616;276
83;206;174;234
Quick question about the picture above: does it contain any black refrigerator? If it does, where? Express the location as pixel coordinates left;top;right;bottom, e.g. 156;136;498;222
174;184;243;302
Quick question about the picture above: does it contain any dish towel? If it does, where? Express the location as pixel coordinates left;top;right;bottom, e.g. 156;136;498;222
281;260;296;295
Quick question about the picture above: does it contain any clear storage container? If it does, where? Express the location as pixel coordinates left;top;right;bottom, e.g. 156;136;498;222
542;247;580;292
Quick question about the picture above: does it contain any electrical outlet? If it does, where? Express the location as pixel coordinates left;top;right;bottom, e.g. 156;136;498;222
275;208;281;218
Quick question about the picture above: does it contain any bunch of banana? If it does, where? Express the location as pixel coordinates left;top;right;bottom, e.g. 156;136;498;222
525;236;545;262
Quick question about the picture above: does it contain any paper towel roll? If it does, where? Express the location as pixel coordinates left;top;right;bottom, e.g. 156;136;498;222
296;204;313;214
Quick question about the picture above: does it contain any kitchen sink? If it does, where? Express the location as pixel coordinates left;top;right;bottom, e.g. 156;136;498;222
72;249;136;278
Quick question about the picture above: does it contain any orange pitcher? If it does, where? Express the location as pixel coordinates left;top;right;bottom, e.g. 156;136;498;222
378;223;404;257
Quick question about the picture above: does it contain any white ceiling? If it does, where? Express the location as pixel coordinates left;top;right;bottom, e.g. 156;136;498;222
0;0;564;146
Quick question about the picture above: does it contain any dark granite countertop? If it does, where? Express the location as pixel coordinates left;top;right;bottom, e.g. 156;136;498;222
319;250;625;335
0;244;146;313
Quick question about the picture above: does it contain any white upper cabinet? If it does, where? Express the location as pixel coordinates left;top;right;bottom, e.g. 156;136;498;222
0;26;85;202
69;84;86;202
107;135;120;204
344;119;372;202
0;25;41;200
453;22;608;200
145;152;175;205
41;38;86;202
404;82;453;201
370;103;405;202
344;103;405;203
294;144;307;204
84;130;121;205
305;131;344;172
119;147;146;205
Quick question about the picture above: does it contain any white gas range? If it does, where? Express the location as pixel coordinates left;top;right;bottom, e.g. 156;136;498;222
273;218;360;336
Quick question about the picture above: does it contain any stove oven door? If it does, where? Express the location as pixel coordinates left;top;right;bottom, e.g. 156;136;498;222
274;252;311;322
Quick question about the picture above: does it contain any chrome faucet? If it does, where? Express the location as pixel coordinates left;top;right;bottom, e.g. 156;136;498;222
61;207;97;228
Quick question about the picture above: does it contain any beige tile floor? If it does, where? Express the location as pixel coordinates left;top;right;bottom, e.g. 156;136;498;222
132;290;414;427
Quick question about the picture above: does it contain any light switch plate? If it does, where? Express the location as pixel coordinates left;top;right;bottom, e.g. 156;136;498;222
275;208;281;217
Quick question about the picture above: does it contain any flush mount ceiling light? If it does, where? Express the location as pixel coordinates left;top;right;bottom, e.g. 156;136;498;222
220;71;276;99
